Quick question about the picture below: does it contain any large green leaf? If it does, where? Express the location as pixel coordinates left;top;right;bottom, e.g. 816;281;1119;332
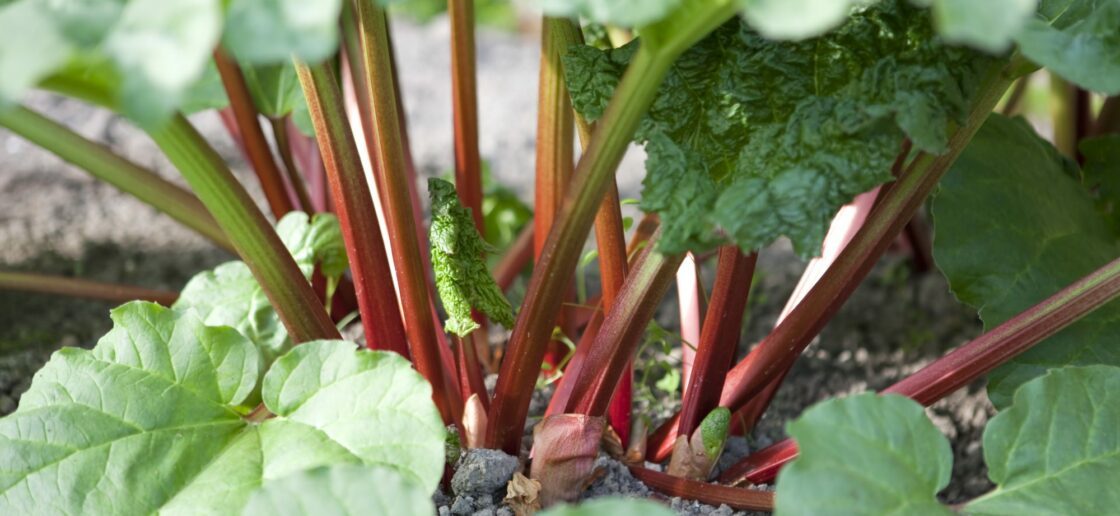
223;0;343;64
565;0;993;257
775;394;953;516
931;115;1120;408
0;303;445;513
0;1;73;104
175;212;348;365
965;366;1120;514
541;498;676;516
242;464;434;516
1014;0;1120;94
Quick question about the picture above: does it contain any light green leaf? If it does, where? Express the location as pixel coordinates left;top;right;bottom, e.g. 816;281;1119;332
429;178;514;336
260;341;446;493
965;366;1120;514
1014;0;1120;94
242;464;435;516
738;0;875;40
102;0;222;125
536;0;682;28
566;0;994;256
277;211;348;280
775;394;953;516
242;63;301;117
0;307;445;514
175;211;347;366
918;0;1038;53
0;1;72;105
223;0;344;64
181;60;230;114
931;115;1120;408
540;497;676;516
700;407;731;460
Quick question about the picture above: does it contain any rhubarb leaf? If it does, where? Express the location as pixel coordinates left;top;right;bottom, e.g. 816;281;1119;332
0;306;445;514
0;0;339;125
536;0;682;28
565;0;992;257
429;178;514;337
931;115;1120;408
775;394;953;516
175;212;347;365
223;0;343;64
965;365;1120;514
738;0;874;40
1013;0;1120;94
243;464;434;516
913;0;1038;53
1079;134;1120;236
541;498;676;516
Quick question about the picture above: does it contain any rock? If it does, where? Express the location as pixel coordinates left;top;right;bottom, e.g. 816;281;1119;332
452;449;521;498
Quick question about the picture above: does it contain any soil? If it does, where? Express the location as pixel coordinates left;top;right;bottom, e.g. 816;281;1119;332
0;17;989;515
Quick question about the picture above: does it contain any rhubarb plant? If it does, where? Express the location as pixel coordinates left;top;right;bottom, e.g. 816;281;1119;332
0;0;1119;513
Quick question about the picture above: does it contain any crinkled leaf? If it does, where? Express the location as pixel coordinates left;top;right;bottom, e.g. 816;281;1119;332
223;0;343;64
931;115;1120;408
913;0;1038;53
700;407;731;459
242;464;434;516
566;0;993;257
775;393;952;516
965;365;1120;514
537;0;682;28
1013;0;1120;94
1080;134;1120;236
540;497;676;516
0;308;444;513
429;178;514;336
175;211;347;365
738;0;875;40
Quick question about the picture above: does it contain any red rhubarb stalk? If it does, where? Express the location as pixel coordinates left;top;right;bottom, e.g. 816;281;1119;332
722;253;1120;484
0;270;178;306
676;253;705;394
213;50;295;218
628;466;774;511
294;61;411;360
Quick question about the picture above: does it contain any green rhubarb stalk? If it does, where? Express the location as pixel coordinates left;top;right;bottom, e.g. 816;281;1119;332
486;0;739;453
149;115;340;344
0;105;233;252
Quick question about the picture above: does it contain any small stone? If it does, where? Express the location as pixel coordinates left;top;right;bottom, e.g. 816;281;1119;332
451;495;475;515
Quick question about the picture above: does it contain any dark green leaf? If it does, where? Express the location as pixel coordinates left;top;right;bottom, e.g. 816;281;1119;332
965;366;1120;514
223;0;343;64
429;178;514;336
775;394;953;515
0;306;445;513
565;0;994;257
1079;134;1120;236
1014;0;1120;94
242;464;435;516
931;114;1120;408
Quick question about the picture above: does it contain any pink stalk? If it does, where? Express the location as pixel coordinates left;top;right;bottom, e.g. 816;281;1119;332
677;253;706;394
